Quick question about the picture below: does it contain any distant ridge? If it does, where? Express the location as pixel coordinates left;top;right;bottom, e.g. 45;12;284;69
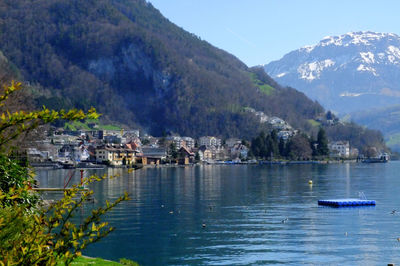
264;31;400;114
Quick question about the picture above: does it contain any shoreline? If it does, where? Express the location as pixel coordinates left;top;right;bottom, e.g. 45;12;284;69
32;158;389;170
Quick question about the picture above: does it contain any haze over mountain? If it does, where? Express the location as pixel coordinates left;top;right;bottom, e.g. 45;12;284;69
264;31;400;114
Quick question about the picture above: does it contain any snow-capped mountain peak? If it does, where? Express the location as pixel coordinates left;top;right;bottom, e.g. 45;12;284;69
303;31;398;53
264;31;400;113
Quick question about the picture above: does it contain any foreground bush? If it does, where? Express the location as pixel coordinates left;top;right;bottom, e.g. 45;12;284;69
0;81;130;265
0;175;129;265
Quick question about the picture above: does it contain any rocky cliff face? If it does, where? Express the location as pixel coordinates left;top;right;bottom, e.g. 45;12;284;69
264;31;400;113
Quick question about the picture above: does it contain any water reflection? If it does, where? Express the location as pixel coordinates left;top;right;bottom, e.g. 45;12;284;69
35;163;400;265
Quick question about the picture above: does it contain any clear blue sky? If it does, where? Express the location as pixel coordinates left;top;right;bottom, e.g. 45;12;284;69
148;0;400;66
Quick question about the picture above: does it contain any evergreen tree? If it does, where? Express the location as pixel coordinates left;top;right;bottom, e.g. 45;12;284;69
169;143;178;159
317;128;329;156
270;130;279;157
326;110;333;120
278;138;286;158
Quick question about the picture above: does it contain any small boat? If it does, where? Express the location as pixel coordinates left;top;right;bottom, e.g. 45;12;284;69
76;162;105;169
60;160;76;169
362;153;390;163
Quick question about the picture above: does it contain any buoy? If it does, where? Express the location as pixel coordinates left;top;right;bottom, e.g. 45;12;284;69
308;180;313;185
202;223;206;228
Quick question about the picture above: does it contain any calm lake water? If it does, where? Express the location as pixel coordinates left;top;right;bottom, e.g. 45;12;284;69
35;162;400;265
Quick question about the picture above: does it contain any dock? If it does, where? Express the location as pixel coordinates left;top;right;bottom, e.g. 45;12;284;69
32;187;89;192
318;198;376;207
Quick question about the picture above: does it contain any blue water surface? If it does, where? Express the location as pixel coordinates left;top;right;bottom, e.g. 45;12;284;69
35;162;400;265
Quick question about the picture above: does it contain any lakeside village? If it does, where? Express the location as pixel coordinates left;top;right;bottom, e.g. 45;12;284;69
24;112;386;169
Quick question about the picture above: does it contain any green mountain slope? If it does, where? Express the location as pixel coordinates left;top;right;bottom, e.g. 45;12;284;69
0;0;325;138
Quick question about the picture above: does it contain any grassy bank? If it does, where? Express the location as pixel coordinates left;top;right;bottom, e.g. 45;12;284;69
68;256;138;266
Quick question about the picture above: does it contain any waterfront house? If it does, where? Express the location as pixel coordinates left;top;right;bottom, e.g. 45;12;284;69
27;148;51;162
58;144;76;161
75;145;90;162
95;144;137;166
198;145;213;161
137;147;167;165
230;143;249;160
225;138;241;148
328;141;350;158
177;146;194;165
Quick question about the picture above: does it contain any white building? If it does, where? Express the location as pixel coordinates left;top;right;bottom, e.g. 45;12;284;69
166;136;185;149
182;137;195;149
329;141;350;158
225;138;241;148
199;136;222;148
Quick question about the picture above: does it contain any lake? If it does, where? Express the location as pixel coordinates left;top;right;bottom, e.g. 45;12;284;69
35;162;400;265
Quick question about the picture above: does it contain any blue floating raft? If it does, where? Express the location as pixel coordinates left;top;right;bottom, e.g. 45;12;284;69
318;198;376;207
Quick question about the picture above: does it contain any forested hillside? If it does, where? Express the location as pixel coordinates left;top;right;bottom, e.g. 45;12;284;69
0;0;389;153
349;106;400;152
0;0;325;138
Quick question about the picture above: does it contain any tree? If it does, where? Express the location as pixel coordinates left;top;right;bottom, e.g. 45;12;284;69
0;81;130;264
278;138;286;158
169;142;178;159
287;134;313;160
317;127;329;156
268;130;279;158
326;110;333;120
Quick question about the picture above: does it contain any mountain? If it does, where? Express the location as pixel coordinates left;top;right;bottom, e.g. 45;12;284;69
264;31;400;114
348;105;400;152
0;0;328;139
0;1;389;153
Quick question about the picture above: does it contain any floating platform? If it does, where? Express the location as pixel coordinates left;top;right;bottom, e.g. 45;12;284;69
318;198;376;207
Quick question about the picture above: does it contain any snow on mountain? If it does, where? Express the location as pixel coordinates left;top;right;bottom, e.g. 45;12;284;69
264;31;400;113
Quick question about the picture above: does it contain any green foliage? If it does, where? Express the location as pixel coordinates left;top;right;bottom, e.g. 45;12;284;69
70;256;122;265
169;142;178;159
251;130;315;160
249;72;275;95
308;119;321;127
119;258;139;266
64;120;121;131
250;130;281;159
0;154;38;207
0;82;131;265
0;176;130;265
316;128;329;156
287;134;313;160
194;151;200;162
